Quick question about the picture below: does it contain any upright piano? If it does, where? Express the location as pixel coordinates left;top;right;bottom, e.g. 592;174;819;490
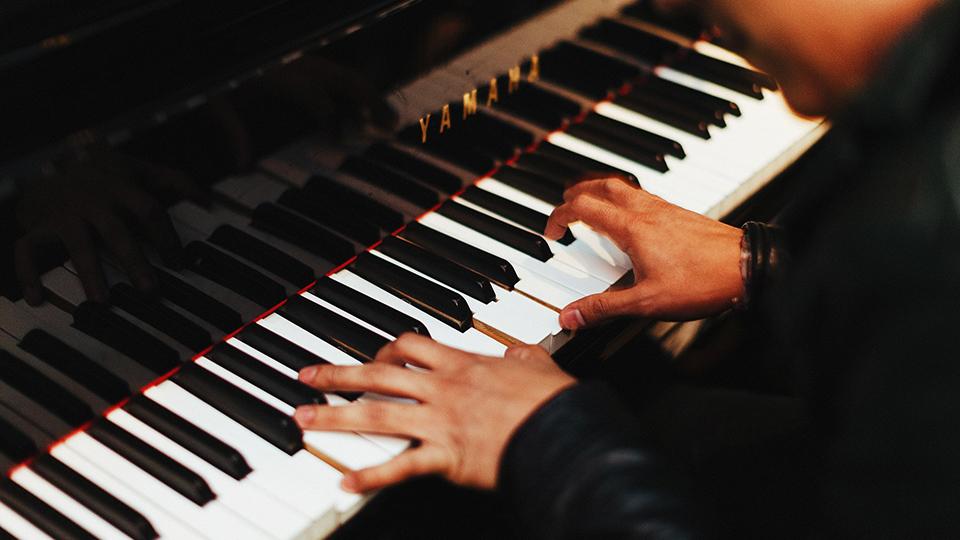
0;1;827;538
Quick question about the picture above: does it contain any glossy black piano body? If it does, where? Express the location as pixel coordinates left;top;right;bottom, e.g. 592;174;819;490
0;0;827;537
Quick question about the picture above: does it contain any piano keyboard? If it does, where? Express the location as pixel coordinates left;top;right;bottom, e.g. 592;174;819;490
0;0;826;538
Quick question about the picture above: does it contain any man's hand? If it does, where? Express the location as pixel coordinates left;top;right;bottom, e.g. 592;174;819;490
545;178;743;328
15;150;201;304
294;334;575;493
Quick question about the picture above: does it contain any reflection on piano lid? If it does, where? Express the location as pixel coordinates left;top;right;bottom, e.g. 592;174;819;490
0;0;829;538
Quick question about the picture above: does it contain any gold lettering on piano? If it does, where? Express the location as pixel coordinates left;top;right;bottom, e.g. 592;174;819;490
508;66;521;93
418;113;431;143
462;89;479;119
527;55;540;82
486;78;499;106
440;104;452;133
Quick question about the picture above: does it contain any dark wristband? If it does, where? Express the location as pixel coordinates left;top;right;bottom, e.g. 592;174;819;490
739;221;789;310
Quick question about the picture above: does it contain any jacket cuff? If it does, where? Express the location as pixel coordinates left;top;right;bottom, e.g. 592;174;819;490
498;381;647;535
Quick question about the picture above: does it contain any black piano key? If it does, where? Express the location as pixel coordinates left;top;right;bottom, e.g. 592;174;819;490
209;225;315;288
513;153;584;188
399;127;500;174
18;329;131;404
157;270;243;333
73;301;181;376
536;142;640;182
251;204;357;266
632;84;727;127
32;455;159;540
463;113;537;150
538;42;641;98
0;350;93;429
0;479;97;540
238;324;325;372
302;175;405;231
580;19;679;65
642;75;741;118
185;241;289;308
626;85;723;128
312;278;430;337
436;202;553;262
565;122;670;173
87;420;215;506
339;156;440;208
581;112;686;159
206;345;326;408
441;120;519;161
0;415;37;464
124;397;251;481
173;365;304;455
351;252;474;332
109;283;212;352
398;222;520;289
364;143;462;194
490;165;565;205
614;92;712;139
277;189;382;245
458;186;574;245
481;83;579;129
237;326;362;401
280;297;389;363
672;52;771;98
377;236;496;303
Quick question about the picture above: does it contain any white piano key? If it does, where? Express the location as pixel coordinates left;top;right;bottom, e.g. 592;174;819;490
0;500;55;540
594;102;758;179
298;293;395;341
196;357;397;469
419;212;604;302
228;338;300;379
306;282;508;355
50;445;206;540
257;315;365;367
478;178;632;271
145;381;349;525
10;468;128;540
451;197;627;284
329;270;507;356
106;409;308;540
545;133;717;214
64;433;263;540
368;250;563;345
229;337;412;458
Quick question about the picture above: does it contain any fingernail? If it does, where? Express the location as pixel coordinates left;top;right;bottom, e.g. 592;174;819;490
299;366;317;382
559;308;585;330
294;407;315;426
341;475;359;493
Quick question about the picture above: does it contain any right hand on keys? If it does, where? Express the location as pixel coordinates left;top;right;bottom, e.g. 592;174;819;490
14;150;202;305
544;178;745;328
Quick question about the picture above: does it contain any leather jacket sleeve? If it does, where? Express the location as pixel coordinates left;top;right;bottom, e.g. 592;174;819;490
498;382;710;540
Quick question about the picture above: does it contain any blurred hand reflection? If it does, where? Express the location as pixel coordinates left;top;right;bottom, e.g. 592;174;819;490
14;149;204;305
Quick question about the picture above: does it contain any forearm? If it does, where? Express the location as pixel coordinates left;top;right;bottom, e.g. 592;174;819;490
499;382;709;540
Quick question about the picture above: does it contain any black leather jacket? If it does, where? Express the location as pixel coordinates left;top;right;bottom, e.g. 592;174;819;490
499;2;960;538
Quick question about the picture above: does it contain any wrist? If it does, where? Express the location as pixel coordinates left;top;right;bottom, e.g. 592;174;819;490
737;221;789;310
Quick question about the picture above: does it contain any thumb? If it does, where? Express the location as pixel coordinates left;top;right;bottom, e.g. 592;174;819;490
559;288;642;330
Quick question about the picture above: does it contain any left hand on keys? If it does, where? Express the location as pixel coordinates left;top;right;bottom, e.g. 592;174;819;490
294;333;575;493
